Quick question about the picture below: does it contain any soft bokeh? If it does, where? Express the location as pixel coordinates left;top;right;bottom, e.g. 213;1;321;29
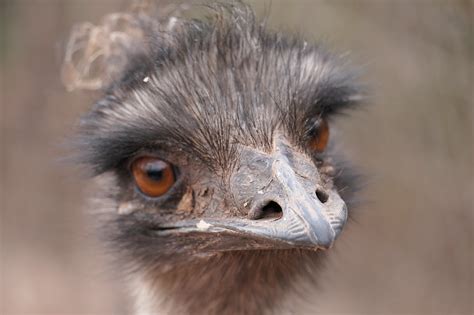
1;1;472;314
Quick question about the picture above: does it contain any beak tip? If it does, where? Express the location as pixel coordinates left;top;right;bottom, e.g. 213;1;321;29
313;230;336;250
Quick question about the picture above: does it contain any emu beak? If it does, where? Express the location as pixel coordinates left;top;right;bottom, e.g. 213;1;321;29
155;140;347;252
199;150;347;251
223;157;347;250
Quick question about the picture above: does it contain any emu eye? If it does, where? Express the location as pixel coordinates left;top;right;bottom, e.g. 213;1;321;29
309;119;329;152
131;157;176;197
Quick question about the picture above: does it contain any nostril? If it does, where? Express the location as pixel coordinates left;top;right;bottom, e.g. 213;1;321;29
316;189;329;203
248;201;283;220
261;201;283;220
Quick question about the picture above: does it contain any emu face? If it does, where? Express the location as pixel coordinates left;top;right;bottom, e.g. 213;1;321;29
75;5;360;271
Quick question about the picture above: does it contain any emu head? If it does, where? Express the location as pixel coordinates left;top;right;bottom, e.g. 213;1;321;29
71;3;361;278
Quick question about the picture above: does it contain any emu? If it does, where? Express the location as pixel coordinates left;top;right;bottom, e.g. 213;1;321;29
68;2;362;314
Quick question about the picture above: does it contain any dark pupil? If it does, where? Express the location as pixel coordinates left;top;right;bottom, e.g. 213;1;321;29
145;164;165;181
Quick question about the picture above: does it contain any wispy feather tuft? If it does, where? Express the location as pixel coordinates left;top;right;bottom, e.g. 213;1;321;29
71;1;363;176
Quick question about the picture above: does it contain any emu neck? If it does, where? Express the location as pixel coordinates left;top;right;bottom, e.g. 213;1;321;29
132;250;321;315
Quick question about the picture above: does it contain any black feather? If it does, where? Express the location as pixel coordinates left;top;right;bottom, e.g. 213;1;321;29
75;2;362;175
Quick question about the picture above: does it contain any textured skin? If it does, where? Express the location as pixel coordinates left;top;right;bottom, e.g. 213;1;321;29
75;2;362;314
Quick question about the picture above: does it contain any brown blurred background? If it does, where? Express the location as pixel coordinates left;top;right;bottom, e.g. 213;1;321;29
1;0;472;314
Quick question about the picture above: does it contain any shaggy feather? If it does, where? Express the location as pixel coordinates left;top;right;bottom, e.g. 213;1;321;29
73;2;363;314
76;2;361;176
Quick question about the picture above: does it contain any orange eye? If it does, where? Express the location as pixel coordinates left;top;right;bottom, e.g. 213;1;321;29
131;157;176;197
309;119;329;152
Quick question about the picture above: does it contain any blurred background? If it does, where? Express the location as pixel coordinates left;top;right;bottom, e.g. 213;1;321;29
1;0;472;314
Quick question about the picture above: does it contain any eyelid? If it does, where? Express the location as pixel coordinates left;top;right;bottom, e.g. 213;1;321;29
308;117;326;134
127;151;172;171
